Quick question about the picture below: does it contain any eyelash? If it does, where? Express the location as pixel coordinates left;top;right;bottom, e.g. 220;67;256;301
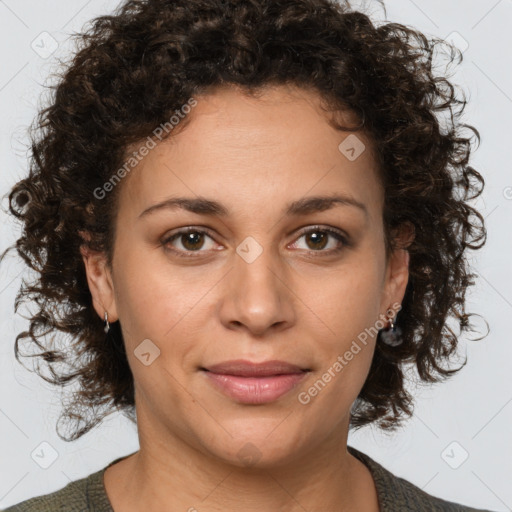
161;225;349;258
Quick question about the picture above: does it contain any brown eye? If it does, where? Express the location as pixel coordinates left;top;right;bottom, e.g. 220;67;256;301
179;231;206;251
161;228;218;257
290;226;348;255
304;230;329;250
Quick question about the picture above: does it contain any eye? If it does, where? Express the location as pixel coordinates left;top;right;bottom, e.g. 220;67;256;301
161;227;219;257
288;226;348;255
161;225;349;258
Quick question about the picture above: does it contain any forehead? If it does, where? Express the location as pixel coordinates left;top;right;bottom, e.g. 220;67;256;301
118;84;383;223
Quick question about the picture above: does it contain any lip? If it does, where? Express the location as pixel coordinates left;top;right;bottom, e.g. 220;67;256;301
202;359;310;404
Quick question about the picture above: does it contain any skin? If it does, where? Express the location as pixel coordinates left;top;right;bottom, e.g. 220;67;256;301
81;84;412;511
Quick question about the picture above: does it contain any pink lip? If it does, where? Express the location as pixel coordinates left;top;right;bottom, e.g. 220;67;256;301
202;360;309;404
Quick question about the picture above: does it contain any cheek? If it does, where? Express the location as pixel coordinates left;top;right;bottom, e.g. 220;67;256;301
111;247;219;382
295;256;383;410
298;329;376;435
112;243;199;339
304;256;384;346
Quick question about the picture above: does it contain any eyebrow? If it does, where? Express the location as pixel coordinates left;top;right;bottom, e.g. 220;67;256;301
138;194;368;220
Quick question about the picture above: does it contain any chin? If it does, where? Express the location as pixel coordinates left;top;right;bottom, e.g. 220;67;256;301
201;428;304;470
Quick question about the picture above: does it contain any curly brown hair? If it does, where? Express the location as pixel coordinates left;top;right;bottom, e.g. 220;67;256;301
1;0;487;441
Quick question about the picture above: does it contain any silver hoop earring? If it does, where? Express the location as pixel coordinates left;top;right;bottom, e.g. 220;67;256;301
104;311;110;333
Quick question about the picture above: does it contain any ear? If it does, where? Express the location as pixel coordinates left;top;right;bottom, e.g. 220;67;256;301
79;231;118;323
380;222;415;318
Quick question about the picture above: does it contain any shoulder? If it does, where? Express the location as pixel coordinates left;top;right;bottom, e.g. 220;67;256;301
347;445;496;512
1;467;112;512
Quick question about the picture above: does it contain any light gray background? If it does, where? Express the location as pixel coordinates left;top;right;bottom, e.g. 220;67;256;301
0;0;511;510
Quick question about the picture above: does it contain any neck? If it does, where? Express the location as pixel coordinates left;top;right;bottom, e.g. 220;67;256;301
103;407;379;512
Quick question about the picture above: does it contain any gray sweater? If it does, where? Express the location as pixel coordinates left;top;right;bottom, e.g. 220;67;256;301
3;446;496;511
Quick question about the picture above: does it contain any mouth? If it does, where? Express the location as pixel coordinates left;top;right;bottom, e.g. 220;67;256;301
200;360;311;404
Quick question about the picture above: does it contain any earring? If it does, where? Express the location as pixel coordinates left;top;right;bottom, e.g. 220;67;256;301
380;310;402;347
104;311;110;333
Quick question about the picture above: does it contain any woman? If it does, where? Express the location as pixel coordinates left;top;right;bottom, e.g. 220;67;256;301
1;0;493;510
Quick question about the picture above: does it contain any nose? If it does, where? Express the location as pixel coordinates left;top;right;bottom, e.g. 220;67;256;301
218;243;296;337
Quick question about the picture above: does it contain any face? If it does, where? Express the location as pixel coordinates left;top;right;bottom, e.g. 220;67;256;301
82;84;410;469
